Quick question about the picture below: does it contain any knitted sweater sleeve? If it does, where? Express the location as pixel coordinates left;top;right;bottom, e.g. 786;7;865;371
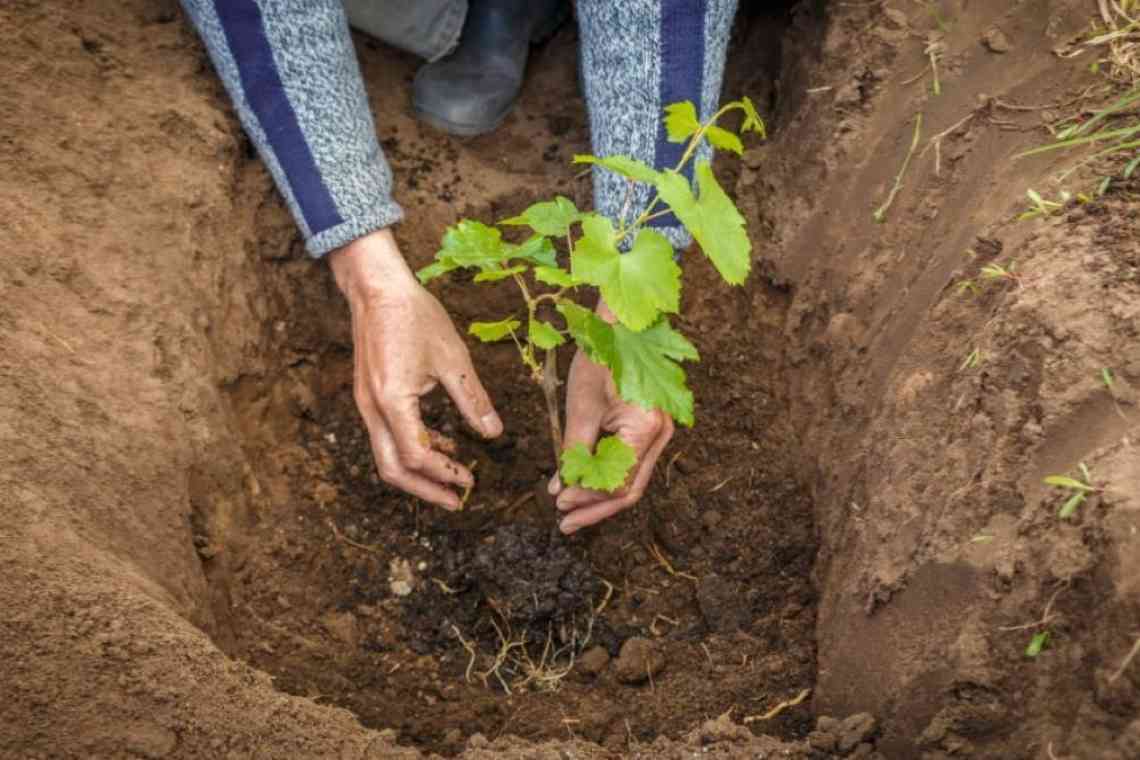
576;0;738;251
180;0;403;257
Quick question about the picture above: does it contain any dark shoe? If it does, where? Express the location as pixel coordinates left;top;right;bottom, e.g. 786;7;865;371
412;0;568;136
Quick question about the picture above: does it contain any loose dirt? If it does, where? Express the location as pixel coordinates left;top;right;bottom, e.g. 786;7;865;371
2;1;1137;759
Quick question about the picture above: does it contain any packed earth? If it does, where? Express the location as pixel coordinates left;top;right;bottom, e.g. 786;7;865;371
2;1;1139;759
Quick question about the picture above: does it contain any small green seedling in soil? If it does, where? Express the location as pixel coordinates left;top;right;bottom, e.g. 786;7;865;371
960;347;983;371
419;99;764;493
1018;189;1069;221
1026;630;1050;658
956;279;981;296
980;260;1020;286
1018;83;1140;190
1044;462;1102;519
1102;367;1116;390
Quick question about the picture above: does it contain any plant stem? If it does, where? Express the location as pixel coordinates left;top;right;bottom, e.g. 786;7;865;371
540;348;563;468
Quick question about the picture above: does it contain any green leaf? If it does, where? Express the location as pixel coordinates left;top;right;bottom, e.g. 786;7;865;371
501;196;582;237
573;154;661;185
1043;476;1096;492
534;266;578;287
416;260;454;284
468;318;520;342
571;217;681;331
438;220;509;268
559;436;637;492
705;125;744;155
663;101;701;143
611;319;699;427
509;235;558;267
529;318;565;350
557;302;616;366
738;96;766;136
473;264;527;282
1025;631;1050;658
558;306;699;426
1058;491;1086;519
656;161;752;285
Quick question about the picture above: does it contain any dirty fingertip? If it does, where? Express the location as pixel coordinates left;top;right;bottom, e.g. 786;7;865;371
480;412;503;438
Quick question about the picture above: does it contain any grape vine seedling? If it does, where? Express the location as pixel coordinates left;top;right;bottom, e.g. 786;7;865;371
418;99;765;493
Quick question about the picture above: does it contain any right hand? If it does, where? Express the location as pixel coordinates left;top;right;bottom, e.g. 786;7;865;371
328;228;503;510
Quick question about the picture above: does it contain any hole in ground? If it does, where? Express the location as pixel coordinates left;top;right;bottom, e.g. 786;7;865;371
211;2;828;756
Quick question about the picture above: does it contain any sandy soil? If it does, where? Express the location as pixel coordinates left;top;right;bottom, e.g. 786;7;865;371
1;1;1137;758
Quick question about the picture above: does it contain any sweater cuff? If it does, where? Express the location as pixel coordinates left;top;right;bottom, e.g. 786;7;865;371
304;200;405;258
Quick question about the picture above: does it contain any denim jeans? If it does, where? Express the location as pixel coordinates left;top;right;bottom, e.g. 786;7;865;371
342;0;467;61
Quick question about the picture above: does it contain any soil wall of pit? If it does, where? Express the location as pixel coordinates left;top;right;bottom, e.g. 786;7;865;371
2;1;1138;759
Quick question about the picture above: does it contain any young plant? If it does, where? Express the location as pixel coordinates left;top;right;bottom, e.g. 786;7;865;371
418;99;765;492
1044;463;1101;519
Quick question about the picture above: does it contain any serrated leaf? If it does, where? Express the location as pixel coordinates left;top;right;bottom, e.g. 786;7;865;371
1058;491;1086;519
1025;631;1049;658
529;318;565;350
664;101;701;143
656;162;751;285
501;196;582;237
560;436;637;492
557;302;616;366
558;306;698;426
571;217;680;331
509;235;558;267
573;154;661;185
468;318;520;342
611;319;698;426
437;220;509;268
739;96;766;136
534;266;578;287
706;125;744;155
418;220;514;282
474;264;527;282
1043;476;1096;492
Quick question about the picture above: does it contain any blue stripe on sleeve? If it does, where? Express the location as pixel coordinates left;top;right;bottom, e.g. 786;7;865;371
650;0;707;231
214;0;344;235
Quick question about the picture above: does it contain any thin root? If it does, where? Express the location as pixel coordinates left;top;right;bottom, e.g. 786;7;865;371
743;688;812;723
648;542;698;582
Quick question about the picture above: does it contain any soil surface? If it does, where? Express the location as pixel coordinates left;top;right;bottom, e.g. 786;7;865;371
2;1;1138;759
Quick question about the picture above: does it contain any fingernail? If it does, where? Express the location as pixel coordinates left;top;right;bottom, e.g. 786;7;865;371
560;520;578;535
480;413;503;438
547;475;561;495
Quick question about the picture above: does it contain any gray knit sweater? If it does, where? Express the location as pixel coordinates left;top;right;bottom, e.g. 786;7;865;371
180;0;737;257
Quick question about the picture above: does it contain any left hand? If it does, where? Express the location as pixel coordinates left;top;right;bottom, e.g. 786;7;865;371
547;302;674;534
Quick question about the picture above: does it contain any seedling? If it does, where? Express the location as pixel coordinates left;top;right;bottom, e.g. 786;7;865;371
1026;630;1050;657
1018;84;1140;190
960;347;983;371
1017;188;1069;220
980;261;1019;284
1043;462;1102;519
419;99;764;492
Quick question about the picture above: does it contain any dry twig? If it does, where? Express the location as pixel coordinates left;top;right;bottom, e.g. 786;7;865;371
743;688;812;723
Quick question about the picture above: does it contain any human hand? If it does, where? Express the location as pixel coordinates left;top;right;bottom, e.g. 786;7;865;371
548;301;674;534
328;228;503;510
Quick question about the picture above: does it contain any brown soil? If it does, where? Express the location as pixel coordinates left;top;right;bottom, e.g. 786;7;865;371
2;1;1137;759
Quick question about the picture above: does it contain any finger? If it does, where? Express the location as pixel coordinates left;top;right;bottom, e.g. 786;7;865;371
381;392;474;489
556;485;609;512
425;429;458;455
372;421;463;510
560;418;673;533
441;363;503;438
358;395;463;510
